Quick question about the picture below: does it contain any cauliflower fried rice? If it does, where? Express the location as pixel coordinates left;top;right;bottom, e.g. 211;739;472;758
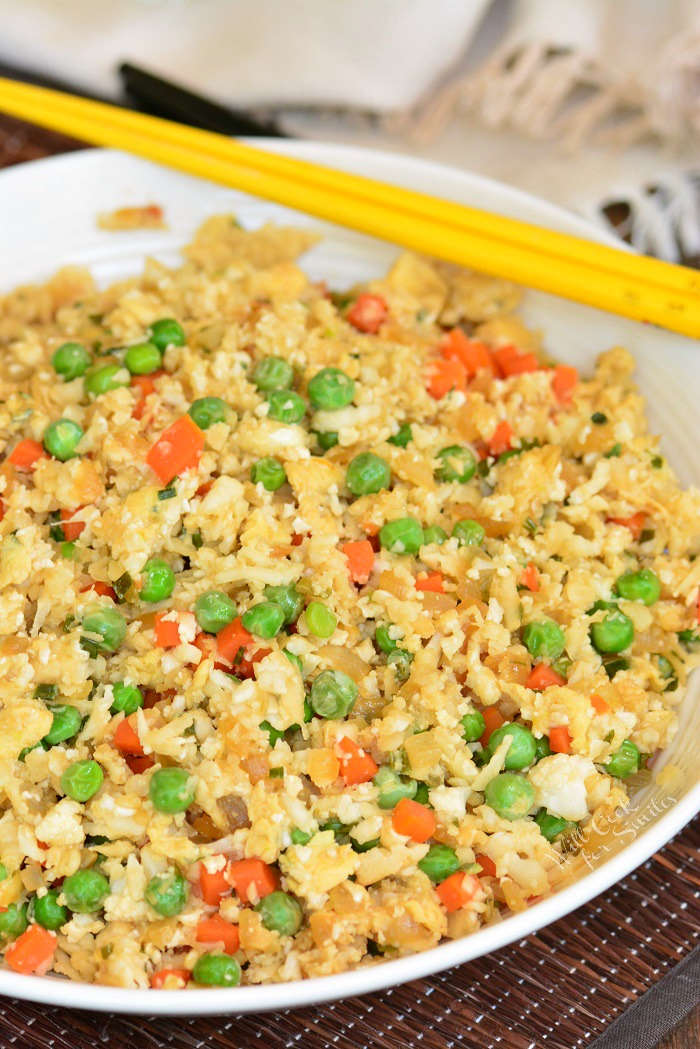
0;216;697;989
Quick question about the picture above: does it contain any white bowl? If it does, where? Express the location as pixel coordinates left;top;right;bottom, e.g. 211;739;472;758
1;144;698;1014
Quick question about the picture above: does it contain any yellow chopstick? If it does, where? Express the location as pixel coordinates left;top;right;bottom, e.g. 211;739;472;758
1;76;696;301
0;76;698;337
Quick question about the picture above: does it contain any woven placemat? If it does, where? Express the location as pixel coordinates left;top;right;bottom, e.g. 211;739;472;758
0;113;698;1049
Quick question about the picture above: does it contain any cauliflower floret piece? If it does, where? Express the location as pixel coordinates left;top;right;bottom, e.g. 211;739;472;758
528;754;598;822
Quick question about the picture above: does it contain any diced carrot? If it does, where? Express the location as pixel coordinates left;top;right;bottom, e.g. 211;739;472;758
196;914;240;955
590;693;610;715
346;293;387;334
131;372;163;420
551;364;578;403
0;498;4;522
479;707;505;747
291;532;305;547
199;856;232;906
237;646;272;680
340;539;375;585
228;858;279;904
337;737;378;786
415;571;444;594
150;968;190;990
436;871;480;912
125;754;154;774
519;562;540;592
8;439;47;471
391;798;436;843
143;688;174;709
475;853;497;877
60;506;86;541
425;357;467;399
549;725;571;753
607;512;645;541
526;664;566;691
216;616;253;666
146;414;204;485
440;330;494;377
154;612;182;649
5;924;56;974
492;345;539;377
81;580;117;601
112;716;144;756
488;420;513;457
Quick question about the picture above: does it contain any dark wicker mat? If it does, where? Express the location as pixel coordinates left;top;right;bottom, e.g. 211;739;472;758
0;114;698;1049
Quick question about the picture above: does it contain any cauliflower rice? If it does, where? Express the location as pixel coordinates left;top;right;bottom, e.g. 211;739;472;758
0;216;697;989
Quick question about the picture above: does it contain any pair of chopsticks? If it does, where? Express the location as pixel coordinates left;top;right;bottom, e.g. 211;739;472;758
0;76;698;337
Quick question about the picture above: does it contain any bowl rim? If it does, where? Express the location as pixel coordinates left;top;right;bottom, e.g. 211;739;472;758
0;142;697;1014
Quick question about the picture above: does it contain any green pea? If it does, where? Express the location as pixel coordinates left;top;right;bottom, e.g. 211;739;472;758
315;431;338;451
149;767;196;813
84;362;129;397
484;773;535;821
111;681;144;716
124;341;161;375
60;541;78;560
418;844;460;883
379;516;424;555
388;423;412;448
251;457;287;491
63;868;110;913
290;827;313;846
604;740;640;779
145;868;188;917
266;389;307;424
535;736;552;762
375;624;397;653
591;412;607;425
194;590;236;634
614;568;661;606
0;865;7;882
43;704;82;746
373;767;417;809
264;584;303;626
309;669;358;719
346;453;391;497
387;648;412;682
308;367;355;410
423;525;448;546
188;396;231;430
591;610;634;653
253;356;294;392
149;318;185;351
256;890;303;936
33;889;69;931
139;558;175;603
52;342;91;381
522;619;566;662
61;759;103;802
193;953;241;987
43;419;83;461
283;649;303;674
436;445;476;483
305;601;337;638
461;711;486;742
0;902;28;941
535;810;577;842
487;723;537;770
452;519;485;547
242;601;285;639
